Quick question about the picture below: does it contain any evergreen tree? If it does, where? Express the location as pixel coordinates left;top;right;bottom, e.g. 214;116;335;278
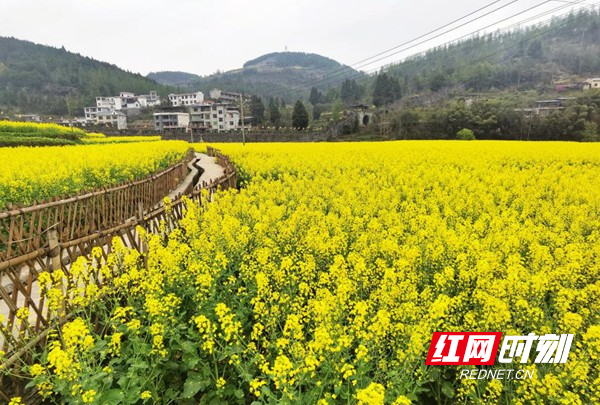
292;100;309;129
268;97;281;125
312;104;325;121
429;71;449;92
372;73;401;107
332;99;343;121
249;95;265;124
324;88;340;104
309;87;323;105
340;79;363;105
527;40;543;60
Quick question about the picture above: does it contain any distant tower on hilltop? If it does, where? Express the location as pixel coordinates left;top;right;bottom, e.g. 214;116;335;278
285;45;288;52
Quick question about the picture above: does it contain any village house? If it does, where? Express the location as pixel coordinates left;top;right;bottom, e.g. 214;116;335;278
534;99;568;117
153;112;190;131
168;91;205;107
84;106;112;122
514;98;574;117
189;102;240;132
583;78;600;90
139;91;161;107
83;91;162;126
209;89;250;104
97;111;128;130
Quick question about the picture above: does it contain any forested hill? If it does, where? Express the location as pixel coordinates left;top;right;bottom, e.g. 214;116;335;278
147;71;202;87
380;9;600;97
243;52;343;70
0;37;170;115
183;52;360;102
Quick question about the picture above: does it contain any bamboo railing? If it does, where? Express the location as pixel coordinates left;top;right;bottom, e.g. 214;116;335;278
0;148;237;401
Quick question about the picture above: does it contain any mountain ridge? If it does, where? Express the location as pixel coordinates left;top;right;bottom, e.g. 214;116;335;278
0;36;170;115
147;71;202;88
149;52;359;102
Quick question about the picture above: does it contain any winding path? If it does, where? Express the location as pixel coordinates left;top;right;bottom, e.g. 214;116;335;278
0;150;227;348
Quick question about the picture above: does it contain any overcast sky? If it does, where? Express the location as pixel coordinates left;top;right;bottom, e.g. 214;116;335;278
0;0;593;77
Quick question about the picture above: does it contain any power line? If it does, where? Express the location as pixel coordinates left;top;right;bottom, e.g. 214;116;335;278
297;0;591;95
259;0;592;104
316;0;559;88
256;0;525;101
320;1;597;92
313;0;525;88
330;0;508;76
266;0;580;101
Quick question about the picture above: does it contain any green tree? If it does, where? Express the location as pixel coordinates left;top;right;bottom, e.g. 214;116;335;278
527;40;543;60
309;87;323;105
582;121;599;141
324;88;340;104
331;99;343;121
312;104;325;121
457;128;476;140
340;79;363;105
372;73;401;107
249;95;265;124
268;97;281;125
292;100;309;129
429;70;449;92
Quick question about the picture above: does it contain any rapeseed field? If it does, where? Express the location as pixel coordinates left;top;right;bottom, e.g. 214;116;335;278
24;141;600;404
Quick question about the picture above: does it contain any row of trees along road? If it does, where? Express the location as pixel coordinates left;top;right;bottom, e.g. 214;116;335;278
249;95;310;129
373;93;600;141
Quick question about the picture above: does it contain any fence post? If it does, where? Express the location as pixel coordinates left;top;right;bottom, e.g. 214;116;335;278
138;202;145;226
48;230;61;272
48;229;66;321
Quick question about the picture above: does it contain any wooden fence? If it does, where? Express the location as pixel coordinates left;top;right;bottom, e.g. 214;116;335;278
0;151;194;263
0;148;237;401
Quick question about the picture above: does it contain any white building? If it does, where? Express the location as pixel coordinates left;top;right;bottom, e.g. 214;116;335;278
225;109;240;130
209;89;250;104
139;91;161;107
153;112;190;131
97;111;128;130
583;78;600;90
95;96;122;110
84;106;112;121
168;91;204;107
190;103;240;132
86;91;161;121
121;96;144;110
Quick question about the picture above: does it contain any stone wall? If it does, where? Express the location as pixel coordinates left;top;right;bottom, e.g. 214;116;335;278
161;131;330;143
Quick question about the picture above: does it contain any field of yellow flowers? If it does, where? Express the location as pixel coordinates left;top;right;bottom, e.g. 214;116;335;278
0;120;87;147
23;141;600;404
0;141;189;209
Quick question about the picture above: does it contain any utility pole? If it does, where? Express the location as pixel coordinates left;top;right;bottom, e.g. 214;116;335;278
240;93;246;146
527;104;534;141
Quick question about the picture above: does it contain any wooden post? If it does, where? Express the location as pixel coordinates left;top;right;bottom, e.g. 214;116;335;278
138;201;145;225
48;230;61;272
48;229;66;321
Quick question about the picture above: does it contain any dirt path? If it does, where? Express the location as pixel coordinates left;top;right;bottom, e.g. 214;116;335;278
196;152;225;185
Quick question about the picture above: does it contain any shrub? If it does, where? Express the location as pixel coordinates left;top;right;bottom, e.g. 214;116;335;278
456;128;476;140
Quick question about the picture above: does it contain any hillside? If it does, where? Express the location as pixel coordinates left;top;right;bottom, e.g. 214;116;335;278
0;37;170;115
325;10;600;142
374;9;600;99
186;52;360;102
147;71;202;88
